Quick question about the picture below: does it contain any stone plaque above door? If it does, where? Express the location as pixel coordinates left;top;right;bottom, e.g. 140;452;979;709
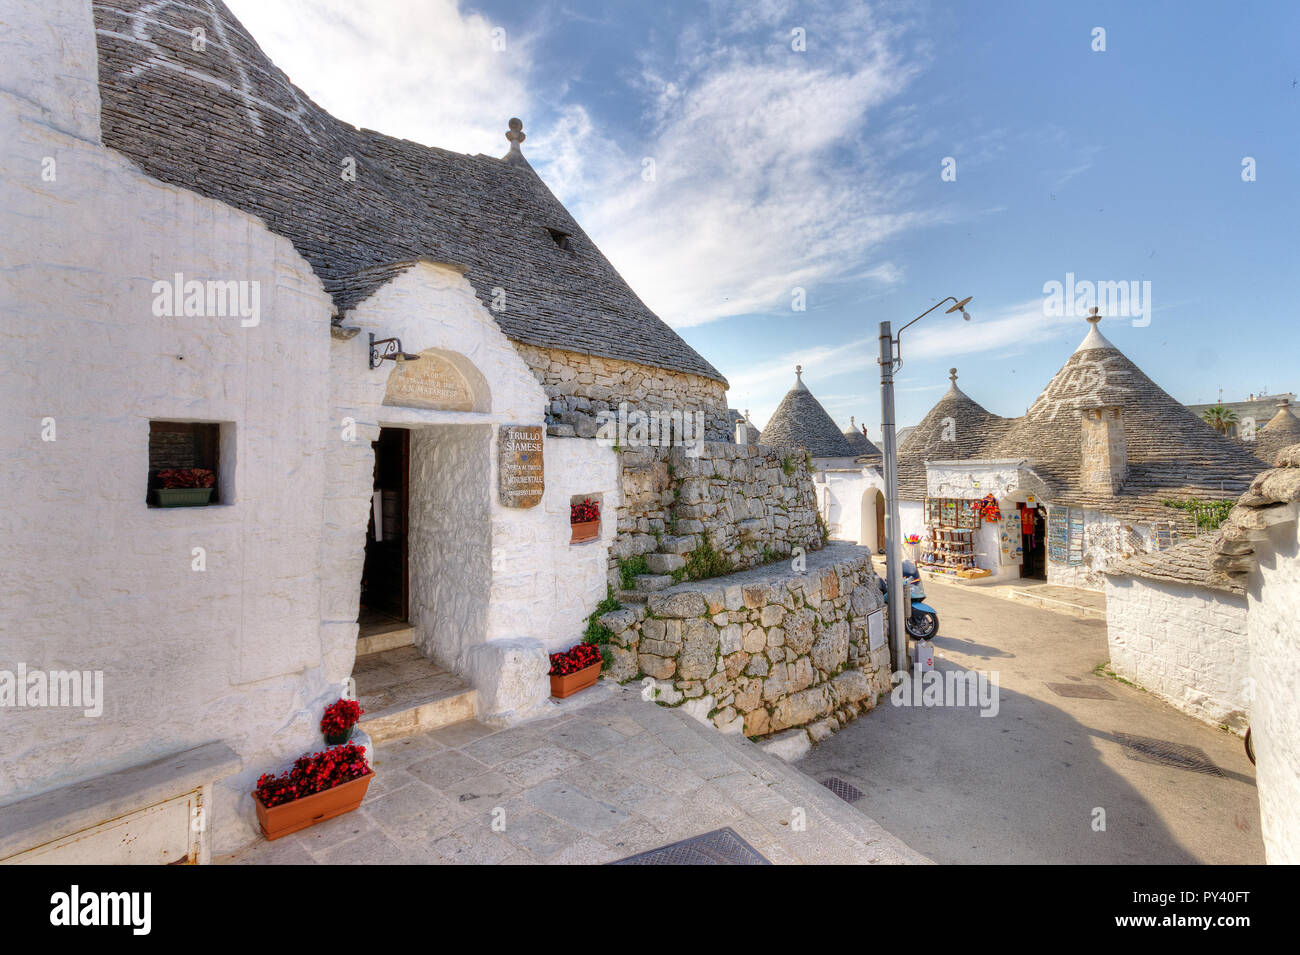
382;351;475;411
499;425;544;508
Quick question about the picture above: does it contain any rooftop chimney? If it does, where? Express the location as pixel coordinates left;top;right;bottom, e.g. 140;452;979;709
1080;405;1128;495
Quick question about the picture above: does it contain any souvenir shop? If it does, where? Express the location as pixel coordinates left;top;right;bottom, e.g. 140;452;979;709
914;493;1048;581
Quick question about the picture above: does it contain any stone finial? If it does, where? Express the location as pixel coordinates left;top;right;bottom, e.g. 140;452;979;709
850;415;855;428
1086;307;1102;325
949;367;958;384
795;364;803;382
506;117;525;149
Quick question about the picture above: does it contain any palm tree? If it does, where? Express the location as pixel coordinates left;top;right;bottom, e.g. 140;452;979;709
1201;404;1239;436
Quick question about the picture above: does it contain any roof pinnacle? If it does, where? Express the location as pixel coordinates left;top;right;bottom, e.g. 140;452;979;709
1086;307;1102;325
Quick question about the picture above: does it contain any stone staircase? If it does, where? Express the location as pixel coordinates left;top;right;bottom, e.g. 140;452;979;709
352;640;476;743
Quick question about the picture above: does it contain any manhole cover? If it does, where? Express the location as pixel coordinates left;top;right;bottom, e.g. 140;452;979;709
821;777;865;803
1114;733;1224;777
1046;682;1115;700
610;827;770;865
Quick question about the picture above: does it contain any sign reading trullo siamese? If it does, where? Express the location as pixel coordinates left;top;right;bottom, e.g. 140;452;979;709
498;425;544;508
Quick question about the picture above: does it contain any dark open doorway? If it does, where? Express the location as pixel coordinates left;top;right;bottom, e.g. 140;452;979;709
360;427;410;626
874;491;886;553
1019;503;1047;580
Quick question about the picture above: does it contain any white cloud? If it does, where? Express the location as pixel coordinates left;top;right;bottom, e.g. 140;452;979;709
221;0;940;331
224;0;530;156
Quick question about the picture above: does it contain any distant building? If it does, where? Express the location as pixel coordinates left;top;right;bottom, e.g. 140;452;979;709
760;368;887;551
894;317;1268;588
1186;392;1296;440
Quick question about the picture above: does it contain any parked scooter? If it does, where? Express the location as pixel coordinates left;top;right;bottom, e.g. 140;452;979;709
880;559;940;639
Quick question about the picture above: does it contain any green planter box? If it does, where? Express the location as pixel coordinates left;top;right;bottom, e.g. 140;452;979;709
153;487;215;507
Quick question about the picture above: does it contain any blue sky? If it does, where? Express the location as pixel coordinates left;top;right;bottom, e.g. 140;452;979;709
228;0;1299;432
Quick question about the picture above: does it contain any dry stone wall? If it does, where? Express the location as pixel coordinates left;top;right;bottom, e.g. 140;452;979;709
609;442;826;594
597;545;890;742
516;343;731;443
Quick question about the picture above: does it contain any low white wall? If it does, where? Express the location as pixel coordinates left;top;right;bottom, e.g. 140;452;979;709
1246;517;1300;863
1104;577;1249;731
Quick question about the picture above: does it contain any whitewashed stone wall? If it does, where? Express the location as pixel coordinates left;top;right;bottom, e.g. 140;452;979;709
0;0;338;853
815;468;885;549
0;3;624;856
1245;516;1300;863
328;264;624;720
1104;578;1249;731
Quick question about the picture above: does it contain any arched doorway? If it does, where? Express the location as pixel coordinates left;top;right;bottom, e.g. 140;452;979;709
861;488;886;554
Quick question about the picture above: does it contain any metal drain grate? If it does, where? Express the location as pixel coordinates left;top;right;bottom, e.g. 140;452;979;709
1114;733;1224;777
1046;682;1116;700
821;777;865;803
610;827;770;865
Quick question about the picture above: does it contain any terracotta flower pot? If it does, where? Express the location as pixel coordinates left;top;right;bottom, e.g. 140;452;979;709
252;771;375;841
570;519;600;543
549;660;601;699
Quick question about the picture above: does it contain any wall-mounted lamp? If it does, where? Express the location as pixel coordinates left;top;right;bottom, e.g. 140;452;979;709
369;333;422;370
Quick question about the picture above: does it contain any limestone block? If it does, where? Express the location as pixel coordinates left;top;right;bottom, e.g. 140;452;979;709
679;619;720;680
647;591;707;618
770;685;832;731
831;669;872;704
639;653;676;680
466;638;549;724
784;608;817;654
811;620;849;672
606;645;638;683
759;728;810;760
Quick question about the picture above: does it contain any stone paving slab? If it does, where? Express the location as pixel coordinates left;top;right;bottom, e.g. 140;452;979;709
219;682;928;866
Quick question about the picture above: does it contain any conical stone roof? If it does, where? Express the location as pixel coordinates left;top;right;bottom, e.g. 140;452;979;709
761;367;857;458
1255;399;1300;465
982;317;1268;519
896;368;1011;498
90;0;724;384
895;320;1268;523
844;417;881;457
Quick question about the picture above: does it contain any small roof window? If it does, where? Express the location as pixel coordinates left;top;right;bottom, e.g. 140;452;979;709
546;227;572;251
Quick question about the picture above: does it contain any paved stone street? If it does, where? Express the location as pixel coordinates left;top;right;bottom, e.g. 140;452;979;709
220;683;928;865
798;576;1265;864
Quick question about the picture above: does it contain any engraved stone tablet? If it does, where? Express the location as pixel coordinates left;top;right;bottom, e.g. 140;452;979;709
383;352;474;411
499;425;544;508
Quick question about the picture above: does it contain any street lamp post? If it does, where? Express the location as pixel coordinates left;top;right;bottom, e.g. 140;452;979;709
878;296;972;675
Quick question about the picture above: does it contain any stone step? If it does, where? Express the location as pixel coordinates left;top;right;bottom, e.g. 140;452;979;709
356;623;415;656
634;573;675;593
353;646;476;743
658;535;698;555
618;590;649;604
645;552;686;575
